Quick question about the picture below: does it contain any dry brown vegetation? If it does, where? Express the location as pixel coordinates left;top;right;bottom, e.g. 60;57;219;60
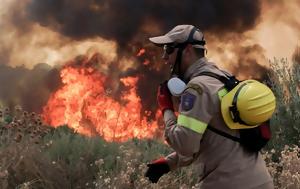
0;106;299;188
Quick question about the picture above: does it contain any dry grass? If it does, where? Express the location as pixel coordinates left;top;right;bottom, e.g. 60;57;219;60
0;106;299;188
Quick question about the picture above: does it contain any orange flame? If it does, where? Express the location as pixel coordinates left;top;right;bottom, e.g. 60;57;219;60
42;57;162;142
137;48;146;57
143;59;151;66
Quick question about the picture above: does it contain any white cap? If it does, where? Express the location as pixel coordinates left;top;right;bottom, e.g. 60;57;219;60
149;25;206;49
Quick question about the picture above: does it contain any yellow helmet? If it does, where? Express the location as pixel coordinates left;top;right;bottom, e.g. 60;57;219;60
221;80;276;129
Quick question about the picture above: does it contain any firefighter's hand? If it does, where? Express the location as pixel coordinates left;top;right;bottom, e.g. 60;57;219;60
145;157;170;183
157;81;174;113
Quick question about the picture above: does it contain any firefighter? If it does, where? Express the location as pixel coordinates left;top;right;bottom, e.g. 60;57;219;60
145;25;274;189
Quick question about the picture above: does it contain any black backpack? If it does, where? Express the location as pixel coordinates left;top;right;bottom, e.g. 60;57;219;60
198;72;271;152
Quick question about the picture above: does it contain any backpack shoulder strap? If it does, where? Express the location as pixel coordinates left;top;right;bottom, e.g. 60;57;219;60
196;71;240;90
196;71;242;142
207;125;241;143
196;71;229;84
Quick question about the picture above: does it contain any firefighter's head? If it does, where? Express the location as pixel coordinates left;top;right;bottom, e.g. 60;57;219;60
149;25;206;78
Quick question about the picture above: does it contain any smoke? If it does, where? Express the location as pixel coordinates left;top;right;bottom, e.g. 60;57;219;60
0;63;61;113
252;0;300;60
232;44;269;79
26;0;261;47
0;0;299;116
203;32;270;82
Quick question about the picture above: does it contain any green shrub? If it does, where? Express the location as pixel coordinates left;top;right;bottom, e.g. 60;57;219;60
267;58;300;151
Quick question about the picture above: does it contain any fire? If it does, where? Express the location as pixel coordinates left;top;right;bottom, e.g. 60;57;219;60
137;48;146;57
143;59;151;66
42;56;161;142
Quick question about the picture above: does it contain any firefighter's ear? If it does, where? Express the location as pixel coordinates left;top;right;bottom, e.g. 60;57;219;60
184;45;193;54
182;45;197;64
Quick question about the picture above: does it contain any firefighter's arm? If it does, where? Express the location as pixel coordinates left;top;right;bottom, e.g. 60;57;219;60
163;83;214;168
165;151;195;171
145;81;213;183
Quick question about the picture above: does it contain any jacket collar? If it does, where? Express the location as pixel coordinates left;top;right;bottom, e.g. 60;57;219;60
183;57;220;82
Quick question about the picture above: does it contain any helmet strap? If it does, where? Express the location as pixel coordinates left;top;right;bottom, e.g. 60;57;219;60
229;83;255;126
171;46;184;79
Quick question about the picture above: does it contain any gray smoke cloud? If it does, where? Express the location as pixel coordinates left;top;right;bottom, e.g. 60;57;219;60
26;0;261;46
230;44;269;79
1;0;269;115
0;63;61;113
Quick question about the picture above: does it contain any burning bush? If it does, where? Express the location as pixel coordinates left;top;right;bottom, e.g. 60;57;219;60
42;54;163;142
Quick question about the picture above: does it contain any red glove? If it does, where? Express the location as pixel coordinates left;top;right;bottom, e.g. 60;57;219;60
157;81;174;113
145;157;170;183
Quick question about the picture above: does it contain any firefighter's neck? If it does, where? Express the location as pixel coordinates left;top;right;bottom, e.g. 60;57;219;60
181;46;204;74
